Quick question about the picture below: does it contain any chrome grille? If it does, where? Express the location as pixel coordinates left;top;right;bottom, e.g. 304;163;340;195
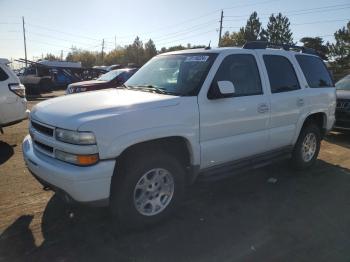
31;120;54;137
30;120;55;157
336;99;350;110
34;140;54;153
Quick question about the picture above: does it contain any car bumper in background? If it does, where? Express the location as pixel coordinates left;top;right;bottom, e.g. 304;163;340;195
334;111;350;130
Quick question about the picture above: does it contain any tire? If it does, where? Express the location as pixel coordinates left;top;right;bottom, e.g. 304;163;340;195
110;150;185;231
291;123;321;170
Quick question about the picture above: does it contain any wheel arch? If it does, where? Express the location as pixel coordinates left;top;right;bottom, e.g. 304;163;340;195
294;111;328;143
114;136;198;185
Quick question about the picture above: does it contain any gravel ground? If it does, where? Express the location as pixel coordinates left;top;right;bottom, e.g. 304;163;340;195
0;90;350;262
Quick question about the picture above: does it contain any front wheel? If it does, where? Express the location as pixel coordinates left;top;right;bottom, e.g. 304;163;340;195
110;152;185;230
291;124;321;170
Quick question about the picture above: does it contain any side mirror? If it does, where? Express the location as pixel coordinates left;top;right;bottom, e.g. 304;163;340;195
208;80;235;99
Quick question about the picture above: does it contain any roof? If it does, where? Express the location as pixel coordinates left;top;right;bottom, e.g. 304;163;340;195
0;58;10;64
160;46;318;58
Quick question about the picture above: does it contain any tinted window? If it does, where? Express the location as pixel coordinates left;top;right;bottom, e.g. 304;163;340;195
0;67;9;81
263;55;300;93
296;55;334;88
211;54;262;97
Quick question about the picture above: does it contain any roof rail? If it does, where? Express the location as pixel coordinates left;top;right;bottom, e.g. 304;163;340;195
243;41;318;56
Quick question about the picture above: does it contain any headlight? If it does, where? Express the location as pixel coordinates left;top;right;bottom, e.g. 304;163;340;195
55;128;96;145
55;150;99;166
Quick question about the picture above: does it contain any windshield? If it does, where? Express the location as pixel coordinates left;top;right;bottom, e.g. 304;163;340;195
125;53;217;96
336;75;350;90
97;69;124;81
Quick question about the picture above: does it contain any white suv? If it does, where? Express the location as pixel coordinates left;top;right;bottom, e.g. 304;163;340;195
0;58;28;133
22;43;336;229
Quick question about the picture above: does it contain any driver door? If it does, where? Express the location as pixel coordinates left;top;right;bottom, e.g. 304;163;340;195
198;52;270;169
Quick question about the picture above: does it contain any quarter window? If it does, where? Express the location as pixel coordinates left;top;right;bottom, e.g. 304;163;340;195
263;55;300;93
211;54;263;97
295;55;334;88
0;67;9;81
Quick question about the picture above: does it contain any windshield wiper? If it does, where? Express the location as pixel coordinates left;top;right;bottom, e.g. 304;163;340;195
129;85;176;95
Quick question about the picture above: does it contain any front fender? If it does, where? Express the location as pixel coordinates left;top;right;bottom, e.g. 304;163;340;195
101;125;200;165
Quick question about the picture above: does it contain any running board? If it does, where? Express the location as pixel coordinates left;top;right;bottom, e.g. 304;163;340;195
198;146;293;182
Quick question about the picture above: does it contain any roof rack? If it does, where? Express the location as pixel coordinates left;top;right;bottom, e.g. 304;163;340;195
243;41;318;56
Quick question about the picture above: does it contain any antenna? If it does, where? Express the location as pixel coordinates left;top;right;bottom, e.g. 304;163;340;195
205;41;211;50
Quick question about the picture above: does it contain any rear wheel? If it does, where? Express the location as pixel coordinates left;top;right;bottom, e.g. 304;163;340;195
291;123;321;169
110;151;185;231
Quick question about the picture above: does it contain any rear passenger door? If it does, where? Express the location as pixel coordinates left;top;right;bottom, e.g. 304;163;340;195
256;51;307;150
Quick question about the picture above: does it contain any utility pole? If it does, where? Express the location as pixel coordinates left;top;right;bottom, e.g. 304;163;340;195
60;50;63;61
101;39;105;64
114;35;117;50
218;10;224;47
22;16;28;67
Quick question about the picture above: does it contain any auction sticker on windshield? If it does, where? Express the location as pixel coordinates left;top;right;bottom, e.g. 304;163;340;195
184;56;209;62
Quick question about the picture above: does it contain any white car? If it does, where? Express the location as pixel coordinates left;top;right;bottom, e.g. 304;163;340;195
22;43;336;229
0;58;29;133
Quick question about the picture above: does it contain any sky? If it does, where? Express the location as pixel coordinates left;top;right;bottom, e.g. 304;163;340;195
0;0;349;63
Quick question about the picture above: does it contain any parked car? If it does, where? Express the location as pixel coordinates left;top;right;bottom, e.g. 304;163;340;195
66;68;138;94
23;42;336;230
334;74;350;131
0;58;29;133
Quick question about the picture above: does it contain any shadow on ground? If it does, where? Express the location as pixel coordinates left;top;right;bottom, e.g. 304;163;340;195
0;141;15;165
325;131;350;149
1;160;350;262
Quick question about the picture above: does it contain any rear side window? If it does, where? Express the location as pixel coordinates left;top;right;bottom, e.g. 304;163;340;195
212;54;262;97
263;55;300;93
295;55;334;88
0;67;9;81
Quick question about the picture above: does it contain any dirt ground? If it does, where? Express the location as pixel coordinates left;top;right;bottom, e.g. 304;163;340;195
1;91;350;262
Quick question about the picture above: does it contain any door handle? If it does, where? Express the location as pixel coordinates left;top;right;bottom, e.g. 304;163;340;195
297;98;304;106
257;103;269;113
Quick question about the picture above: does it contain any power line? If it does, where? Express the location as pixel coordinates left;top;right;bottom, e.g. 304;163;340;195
157;29;217;46
224;4;350;21
222;18;350;29
103;0;282;39
27;31;101;47
26;23;100;41
152;20;218;42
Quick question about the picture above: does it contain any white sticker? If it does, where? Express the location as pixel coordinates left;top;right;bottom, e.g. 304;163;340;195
184;56;209;62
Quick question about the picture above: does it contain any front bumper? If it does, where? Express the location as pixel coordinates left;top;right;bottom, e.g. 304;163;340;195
22;135;115;205
334;110;350;130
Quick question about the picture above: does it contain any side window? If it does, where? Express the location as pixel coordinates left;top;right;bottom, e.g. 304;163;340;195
212;54;263;97
263;55;300;93
0;67;9;81
295;55;334;88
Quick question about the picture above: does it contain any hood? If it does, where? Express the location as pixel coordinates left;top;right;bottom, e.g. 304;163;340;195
69;80;107;88
30;89;180;130
336;89;350;100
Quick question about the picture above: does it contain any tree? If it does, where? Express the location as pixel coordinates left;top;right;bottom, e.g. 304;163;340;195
328;21;350;80
159;45;186;53
104;49;126;65
220;30;246;47
260;13;294;44
66;47;97;67
244;11;262;42
43;53;60;61
300;37;329;60
220;12;262;47
125;36;145;66
144;39;157;62
328;21;350;65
